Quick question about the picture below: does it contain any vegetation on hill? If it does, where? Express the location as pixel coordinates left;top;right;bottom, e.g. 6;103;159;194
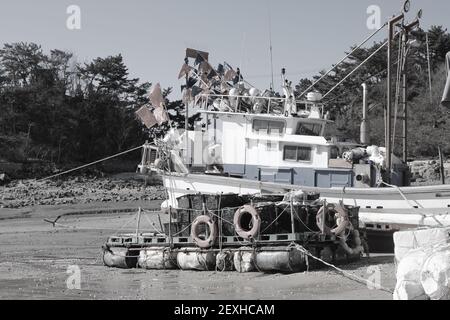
0;26;449;169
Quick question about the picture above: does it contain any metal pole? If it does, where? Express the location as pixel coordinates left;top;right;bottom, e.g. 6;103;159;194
426;33;433;104
402;49;408;164
402;19;420;166
290;193;295;235
439;146;446;185
386;14;404;183
185;74;189;166
386;21;392;183
168;206;173;248
321;200;327;236
136;207;142;238
268;6;274;91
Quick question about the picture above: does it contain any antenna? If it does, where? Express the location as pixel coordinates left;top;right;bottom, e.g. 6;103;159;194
268;3;274;91
239;32;247;81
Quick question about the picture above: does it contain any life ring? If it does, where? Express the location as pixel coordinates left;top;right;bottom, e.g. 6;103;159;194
316;202;351;235
191;215;217;248
234;205;261;239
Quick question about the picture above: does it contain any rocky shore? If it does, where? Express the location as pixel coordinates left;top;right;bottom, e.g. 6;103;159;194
0;173;165;209
409;160;450;185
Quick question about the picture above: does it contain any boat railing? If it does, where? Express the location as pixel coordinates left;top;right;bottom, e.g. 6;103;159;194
199;93;324;116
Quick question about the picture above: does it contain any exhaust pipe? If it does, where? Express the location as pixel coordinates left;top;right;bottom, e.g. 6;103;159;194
360;83;369;145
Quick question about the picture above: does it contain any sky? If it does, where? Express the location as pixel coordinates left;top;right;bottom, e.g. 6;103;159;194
1;0;449;99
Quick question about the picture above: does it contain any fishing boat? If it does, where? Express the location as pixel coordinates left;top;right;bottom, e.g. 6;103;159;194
136;2;450;242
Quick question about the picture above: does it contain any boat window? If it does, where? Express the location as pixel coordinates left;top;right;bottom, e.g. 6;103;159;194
296;122;322;136
283;146;312;162
253;119;268;133
268;121;285;136
283;146;297;161
297;147;311;161
253;119;285;135
330;146;339;159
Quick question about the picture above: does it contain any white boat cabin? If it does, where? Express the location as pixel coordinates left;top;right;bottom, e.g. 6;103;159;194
140;91;409;188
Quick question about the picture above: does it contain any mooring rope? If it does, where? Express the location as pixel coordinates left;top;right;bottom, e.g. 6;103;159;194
37;145;144;182
380;180;444;227
290;243;393;294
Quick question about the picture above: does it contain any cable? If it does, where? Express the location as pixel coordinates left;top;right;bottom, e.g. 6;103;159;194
37;145;143;182
297;22;388;98
322;41;389;99
380;180;444;227
291;243;393;294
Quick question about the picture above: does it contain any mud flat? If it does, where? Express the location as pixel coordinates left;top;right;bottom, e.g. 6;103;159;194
0;199;396;300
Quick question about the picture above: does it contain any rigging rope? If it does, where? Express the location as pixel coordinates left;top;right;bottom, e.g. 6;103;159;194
392;34;405;154
380;180;444;227
297;22;388;98
36;145;143;182
322;41;389;99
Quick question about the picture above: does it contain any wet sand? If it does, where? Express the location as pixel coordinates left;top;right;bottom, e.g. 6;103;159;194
0;201;396;300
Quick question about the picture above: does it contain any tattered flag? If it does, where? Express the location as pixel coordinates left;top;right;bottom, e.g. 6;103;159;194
135;106;158;129
186;77;197;88
207;68;217;80
186;48;209;61
194;53;205;66
233;68;243;84
153;106;169;125
149;83;165;108
178;63;191;79
191;85;203;98
217;64;224;75
224;69;237;81
182;88;192;105
198;61;211;74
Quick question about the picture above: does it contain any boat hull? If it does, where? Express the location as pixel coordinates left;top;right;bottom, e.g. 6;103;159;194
161;172;450;230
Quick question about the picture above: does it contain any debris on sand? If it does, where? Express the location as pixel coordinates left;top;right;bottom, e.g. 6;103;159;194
0;175;165;209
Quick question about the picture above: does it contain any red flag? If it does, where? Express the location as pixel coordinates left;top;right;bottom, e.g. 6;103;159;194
135;106;158;129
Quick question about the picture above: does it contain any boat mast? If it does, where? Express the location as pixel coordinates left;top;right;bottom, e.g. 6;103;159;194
386;12;404;183
184;57;189;165
402;16;421;166
268;6;274;91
